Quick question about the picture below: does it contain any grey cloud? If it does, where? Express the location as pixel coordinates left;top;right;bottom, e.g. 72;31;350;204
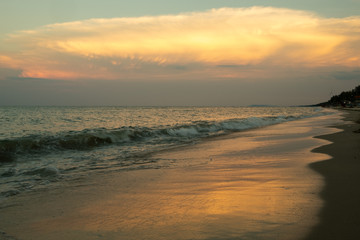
332;70;360;81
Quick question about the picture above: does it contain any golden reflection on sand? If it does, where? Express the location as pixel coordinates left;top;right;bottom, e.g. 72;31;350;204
26;116;343;240
0;115;343;240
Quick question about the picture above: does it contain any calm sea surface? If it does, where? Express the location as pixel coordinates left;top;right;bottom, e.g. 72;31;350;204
0;106;331;199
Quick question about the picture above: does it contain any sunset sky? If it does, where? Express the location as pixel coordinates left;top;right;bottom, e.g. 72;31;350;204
1;0;359;106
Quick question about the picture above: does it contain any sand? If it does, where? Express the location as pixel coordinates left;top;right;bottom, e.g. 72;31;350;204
305;109;360;240
0;111;358;240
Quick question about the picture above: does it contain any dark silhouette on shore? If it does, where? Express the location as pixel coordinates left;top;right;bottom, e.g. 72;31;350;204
317;85;360;107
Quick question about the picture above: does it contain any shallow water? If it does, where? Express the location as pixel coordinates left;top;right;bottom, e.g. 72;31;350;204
0;113;343;240
0;106;333;199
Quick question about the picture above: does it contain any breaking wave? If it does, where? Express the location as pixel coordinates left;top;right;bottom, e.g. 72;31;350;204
0;114;319;162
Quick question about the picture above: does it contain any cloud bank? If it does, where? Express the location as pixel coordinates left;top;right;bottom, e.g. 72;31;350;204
0;7;359;80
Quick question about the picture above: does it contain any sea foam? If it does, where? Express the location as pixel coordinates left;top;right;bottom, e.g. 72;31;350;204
0;112;331;161
0;106;334;200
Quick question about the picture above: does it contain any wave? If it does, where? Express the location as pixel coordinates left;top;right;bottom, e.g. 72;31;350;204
0;114;323;163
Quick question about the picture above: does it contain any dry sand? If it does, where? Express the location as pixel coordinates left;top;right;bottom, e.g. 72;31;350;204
0;112;357;240
305;109;360;240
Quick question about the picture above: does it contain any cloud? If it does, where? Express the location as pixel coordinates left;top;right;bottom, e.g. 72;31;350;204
0;66;22;80
0;7;359;80
332;70;360;81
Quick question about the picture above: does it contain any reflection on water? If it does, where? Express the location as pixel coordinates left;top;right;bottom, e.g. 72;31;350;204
22;115;343;240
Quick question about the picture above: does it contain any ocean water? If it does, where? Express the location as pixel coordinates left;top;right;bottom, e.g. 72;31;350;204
0;106;331;199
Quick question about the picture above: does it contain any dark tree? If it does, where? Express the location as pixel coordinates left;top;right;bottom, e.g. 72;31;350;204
323;85;360;106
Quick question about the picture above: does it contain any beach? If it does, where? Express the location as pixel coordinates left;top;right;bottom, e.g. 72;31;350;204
305;109;360;239
1;1;359;239
0;110;358;240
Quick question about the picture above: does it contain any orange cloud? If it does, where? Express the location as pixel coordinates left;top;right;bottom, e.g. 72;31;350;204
0;7;359;80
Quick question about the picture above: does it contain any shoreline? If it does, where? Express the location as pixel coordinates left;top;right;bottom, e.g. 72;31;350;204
0;113;346;240
305;110;360;239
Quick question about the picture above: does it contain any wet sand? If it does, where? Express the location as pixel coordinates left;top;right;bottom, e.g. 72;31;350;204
0;113;346;240
305;109;360;240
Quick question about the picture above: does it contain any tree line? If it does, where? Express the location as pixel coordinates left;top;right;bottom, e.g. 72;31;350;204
319;85;360;107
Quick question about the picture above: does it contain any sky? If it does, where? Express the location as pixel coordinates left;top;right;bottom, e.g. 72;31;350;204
0;0;359;106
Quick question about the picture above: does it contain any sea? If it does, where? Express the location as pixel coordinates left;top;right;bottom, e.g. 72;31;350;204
0;106;333;200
